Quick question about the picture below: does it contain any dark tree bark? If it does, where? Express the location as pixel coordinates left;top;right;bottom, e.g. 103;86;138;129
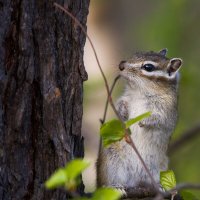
0;0;89;199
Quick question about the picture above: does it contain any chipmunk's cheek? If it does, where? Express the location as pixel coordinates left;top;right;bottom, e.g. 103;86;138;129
130;70;140;79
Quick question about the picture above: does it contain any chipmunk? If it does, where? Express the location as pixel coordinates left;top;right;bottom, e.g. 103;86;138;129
96;49;182;193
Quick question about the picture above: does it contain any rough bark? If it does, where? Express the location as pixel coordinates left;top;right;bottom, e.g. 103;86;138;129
0;0;89;199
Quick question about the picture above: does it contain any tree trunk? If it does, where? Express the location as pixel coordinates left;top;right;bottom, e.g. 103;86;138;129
0;0;89;199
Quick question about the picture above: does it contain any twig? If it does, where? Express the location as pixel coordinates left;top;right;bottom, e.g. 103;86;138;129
123;187;182;200
54;2;159;194
123;182;200;199
100;75;121;124
168;123;200;155
175;182;200;191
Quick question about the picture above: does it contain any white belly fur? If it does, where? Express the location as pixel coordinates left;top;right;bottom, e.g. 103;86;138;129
102;94;170;187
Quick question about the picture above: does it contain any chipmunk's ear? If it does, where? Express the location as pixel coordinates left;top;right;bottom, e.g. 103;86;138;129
167;58;182;75
159;48;168;56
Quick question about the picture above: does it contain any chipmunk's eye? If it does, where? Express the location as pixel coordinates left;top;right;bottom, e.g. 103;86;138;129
142;64;155;72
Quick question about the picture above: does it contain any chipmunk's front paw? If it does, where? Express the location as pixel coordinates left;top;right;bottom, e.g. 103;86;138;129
138;121;144;127
139;114;159;128
139;120;152;127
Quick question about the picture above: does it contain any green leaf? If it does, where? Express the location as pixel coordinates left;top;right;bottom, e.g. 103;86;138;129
160;170;176;191
45;168;67;189
64;159;90;190
100;119;125;147
45;159;90;190
65;159;90;180
92;188;122;200
125;111;152;128
180;191;199;200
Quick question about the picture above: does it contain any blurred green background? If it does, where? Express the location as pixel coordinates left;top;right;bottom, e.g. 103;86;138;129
82;0;200;196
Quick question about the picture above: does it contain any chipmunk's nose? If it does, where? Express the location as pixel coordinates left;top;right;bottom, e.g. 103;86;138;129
119;60;126;71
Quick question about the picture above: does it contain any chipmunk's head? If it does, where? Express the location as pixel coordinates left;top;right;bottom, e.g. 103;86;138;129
119;49;182;92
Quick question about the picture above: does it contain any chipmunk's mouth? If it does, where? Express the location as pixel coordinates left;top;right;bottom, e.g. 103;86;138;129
119;71;136;82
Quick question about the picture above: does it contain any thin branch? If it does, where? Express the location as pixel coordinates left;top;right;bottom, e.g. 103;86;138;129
175;182;200;191
54;2;159;193
100;75;121;124
123;187;182;200
93;183;200;199
123;182;200;199
169;123;200;155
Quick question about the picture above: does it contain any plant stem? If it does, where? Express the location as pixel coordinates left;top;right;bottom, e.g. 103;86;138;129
100;75;121;124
